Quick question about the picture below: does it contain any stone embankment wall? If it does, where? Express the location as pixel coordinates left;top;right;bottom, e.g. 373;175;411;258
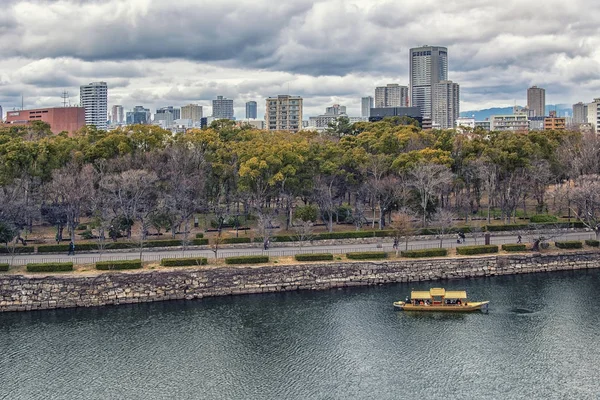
1;251;599;312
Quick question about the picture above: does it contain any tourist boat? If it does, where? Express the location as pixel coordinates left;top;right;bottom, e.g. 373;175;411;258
393;288;489;312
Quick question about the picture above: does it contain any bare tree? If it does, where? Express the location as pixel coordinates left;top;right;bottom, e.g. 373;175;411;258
429;209;456;248
474;160;498;224
390;209;417;255
529;159;553;213
408;163;453;227
569;175;600;239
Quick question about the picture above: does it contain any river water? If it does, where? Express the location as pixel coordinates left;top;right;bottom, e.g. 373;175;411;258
1;270;600;400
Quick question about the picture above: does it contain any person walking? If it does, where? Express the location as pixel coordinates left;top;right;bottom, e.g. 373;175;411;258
393;238;399;250
517;235;522;244
68;241;75;256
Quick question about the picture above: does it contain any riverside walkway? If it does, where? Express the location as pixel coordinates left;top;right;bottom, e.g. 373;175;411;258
0;231;595;266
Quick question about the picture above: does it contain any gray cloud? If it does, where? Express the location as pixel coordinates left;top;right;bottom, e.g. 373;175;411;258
1;0;600;117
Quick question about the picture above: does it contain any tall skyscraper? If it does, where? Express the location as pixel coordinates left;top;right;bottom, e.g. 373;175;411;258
432;80;460;129
375;84;408;108
126;106;150;125
111;105;124;124
409;46;448;119
80;81;108;130
181;104;203;123
361;96;374;118
266;95;303;132
527;86;546;117
245;101;257;119
212;96;234;120
0;105;3;121
572;102;588;124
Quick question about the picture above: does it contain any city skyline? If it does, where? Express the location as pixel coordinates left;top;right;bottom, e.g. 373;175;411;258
0;1;599;118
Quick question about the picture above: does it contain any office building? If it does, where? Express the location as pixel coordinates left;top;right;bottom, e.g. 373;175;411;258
156;106;180;121
375;84;408;108
361;96;374;118
5;107;85;134
307;105;362;132
410;46;448;119
475;121;491;131
527;86;545;117
181;104;203;123
111;105;124;124
266;95;303;132
325;104;347;115
126;106;150;125
368;106;423;125
431;80;459;129
586;98;600;133
573;102;588;124
245;101;257;119
80;81;108;130
212;96;234;120
0;105;3;121
490;115;529;132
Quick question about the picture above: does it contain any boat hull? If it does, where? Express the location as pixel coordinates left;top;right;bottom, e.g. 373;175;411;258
393;301;489;312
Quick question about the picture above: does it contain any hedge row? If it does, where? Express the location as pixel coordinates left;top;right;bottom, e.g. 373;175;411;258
26;262;73;272
529;215;558;223
96;260;142;270
225;255;269;264
294;253;334;262
401;248;448;258
222;237;252;244
346;251;388;260
195;233;204;239
554;241;583;249
0;246;34;254
585;239;600;247
160;257;208;267
36;239;210;253
0;263;9;272
456;245;499;255
502;244;527;252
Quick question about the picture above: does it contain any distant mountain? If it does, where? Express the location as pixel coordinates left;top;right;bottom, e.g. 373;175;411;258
461;104;572;121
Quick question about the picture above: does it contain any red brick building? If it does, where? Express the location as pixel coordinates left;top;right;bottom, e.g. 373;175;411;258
5;107;86;134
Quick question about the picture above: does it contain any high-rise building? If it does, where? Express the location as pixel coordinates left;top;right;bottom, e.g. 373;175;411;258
527;86;546;117
361;96;374;118
0;105;3;121
126;106;150;125
245;101;257;119
80;81;108;130
432;80;460;129
375;84;408;108
409;46;448;119
325;104;346;115
212;96;234;120
573;102;588;124
587;98;600;133
111;105;124;124
156;106;180;121
181;104;203;123
265;95;303;132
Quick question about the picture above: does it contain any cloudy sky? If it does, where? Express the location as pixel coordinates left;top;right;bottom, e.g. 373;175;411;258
1;0;599;119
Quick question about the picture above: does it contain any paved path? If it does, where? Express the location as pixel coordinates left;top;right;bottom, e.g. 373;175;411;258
0;231;595;266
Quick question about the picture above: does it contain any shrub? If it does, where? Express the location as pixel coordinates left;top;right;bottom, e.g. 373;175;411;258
456;245;499;255
225;255;269;264
554;241;583;249
27;262;73;272
346;251;388;260
0;263;9;272
585;239;600;247
144;240;185;248
195;233;204;239
191;238;209;246
502;244;527;252
295;253;334;262
96;260;142;270
0;246;35;254
222;237;252;244
37;243;99;253
485;224;529;232
76;224;88;230
160;257;208;267
530;214;558;223
401;248;448;258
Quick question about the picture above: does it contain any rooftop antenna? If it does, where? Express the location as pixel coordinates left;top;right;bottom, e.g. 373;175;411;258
61;90;69;107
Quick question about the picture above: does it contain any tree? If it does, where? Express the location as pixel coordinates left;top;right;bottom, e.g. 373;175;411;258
429;209;456;248
390;210;417;255
569;175;600;239
408;163;453;227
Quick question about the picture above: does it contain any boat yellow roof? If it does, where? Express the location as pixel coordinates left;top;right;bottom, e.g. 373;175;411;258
410;289;468;300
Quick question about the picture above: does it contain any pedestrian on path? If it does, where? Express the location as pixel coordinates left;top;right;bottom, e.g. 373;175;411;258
517;235;522;244
68;241;75;256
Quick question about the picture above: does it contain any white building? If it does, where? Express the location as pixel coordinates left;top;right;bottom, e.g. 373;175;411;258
587;98;600;133
455;117;475;131
361;96;373;118
80;81;108;130
432;80;459;129
375;84;408;108
490;115;529;132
